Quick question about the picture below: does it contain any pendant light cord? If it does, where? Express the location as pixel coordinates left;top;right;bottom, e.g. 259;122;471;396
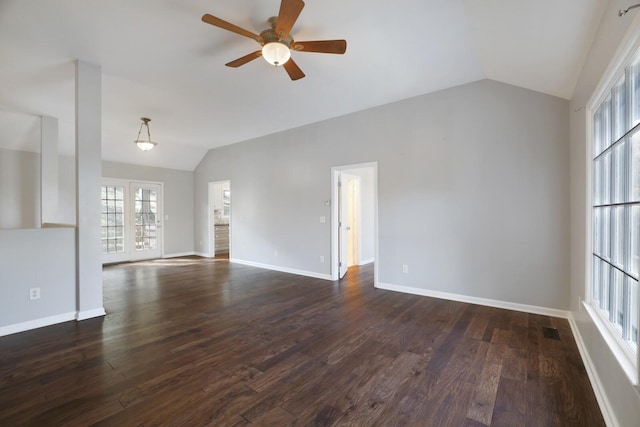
136;122;145;142
135;118;152;143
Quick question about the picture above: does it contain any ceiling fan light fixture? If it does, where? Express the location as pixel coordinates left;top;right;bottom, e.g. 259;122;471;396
134;117;157;151
262;42;291;66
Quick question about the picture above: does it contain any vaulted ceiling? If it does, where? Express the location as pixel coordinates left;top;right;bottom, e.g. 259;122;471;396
0;0;607;170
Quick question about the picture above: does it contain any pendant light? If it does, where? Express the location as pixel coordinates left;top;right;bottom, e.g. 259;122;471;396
134;117;157;151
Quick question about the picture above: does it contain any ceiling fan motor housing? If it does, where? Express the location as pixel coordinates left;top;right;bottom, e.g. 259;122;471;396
261;17;293;48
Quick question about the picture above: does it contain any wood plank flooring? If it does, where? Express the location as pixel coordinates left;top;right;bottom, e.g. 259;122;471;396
0;257;605;426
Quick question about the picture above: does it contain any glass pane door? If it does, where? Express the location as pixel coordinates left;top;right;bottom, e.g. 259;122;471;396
131;183;162;261
101;183;128;264
101;180;163;264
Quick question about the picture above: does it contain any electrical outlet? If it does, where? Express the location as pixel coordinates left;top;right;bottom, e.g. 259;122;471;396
274;250;278;257
402;264;409;273
320;255;325;263
30;287;40;300
578;297;582;311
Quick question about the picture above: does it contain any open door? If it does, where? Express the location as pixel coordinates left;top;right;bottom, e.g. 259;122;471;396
338;172;361;278
338;174;348;279
346;174;360;268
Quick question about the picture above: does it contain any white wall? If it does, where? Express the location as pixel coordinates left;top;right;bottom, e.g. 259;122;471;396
0;148;40;229
194;79;569;310
57;154;76;225
103;161;194;257
569;1;640;426
0;228;76;332
0;148;76;229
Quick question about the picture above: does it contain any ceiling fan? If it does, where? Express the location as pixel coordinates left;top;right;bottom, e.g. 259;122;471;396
201;0;347;81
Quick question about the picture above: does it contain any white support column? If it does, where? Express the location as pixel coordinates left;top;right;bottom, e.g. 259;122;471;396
75;60;105;320
40;116;59;225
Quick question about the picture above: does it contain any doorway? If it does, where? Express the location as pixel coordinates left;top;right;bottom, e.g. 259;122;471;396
331;162;377;282
101;179;163;264
208;180;231;258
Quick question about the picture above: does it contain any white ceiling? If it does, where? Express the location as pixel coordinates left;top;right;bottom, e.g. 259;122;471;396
0;0;607;171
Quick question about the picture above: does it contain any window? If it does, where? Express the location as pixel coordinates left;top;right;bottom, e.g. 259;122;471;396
590;50;640;373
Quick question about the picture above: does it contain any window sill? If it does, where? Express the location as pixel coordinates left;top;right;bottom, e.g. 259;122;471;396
583;301;638;386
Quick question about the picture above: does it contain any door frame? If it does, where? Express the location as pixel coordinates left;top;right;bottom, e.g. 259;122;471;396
331;162;378;284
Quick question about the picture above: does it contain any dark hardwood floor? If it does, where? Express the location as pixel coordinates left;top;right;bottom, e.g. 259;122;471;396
0;257;604;426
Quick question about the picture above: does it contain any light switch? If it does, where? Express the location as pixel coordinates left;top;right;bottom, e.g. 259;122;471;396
165;214;169;221
320;216;326;223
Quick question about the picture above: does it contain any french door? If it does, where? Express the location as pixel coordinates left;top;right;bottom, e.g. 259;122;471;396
101;179;163;264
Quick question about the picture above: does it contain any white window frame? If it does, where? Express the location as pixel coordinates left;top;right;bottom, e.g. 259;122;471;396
586;11;640;386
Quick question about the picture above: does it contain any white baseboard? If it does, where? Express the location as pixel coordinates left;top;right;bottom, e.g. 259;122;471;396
164;251;195;259
0;311;76;337
195;251;214;258
230;258;332;281
359;258;374;266
76;307;106;321
568;313;618;427
375;282;570;319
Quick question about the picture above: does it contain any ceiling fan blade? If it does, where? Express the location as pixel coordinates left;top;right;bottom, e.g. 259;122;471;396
202;14;262;43
283;58;305;81
275;0;305;37
225;51;262;68
291;40;347;54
